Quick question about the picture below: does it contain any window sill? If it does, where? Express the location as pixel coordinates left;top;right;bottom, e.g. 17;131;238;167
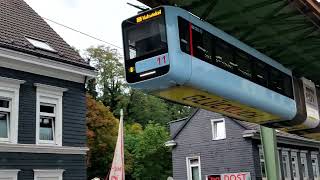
212;138;226;141
0;143;88;154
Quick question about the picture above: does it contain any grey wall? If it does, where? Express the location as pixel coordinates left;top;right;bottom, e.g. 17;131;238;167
169;118;187;138
171;109;257;180
0;152;86;180
0;67;86;147
252;140;320;180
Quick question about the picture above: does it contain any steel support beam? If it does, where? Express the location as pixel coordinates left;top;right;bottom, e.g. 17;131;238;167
260;126;280;180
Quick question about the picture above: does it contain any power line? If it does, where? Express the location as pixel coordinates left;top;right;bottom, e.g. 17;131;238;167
42;17;123;50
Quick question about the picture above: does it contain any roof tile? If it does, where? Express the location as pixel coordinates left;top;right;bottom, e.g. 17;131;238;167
0;0;93;69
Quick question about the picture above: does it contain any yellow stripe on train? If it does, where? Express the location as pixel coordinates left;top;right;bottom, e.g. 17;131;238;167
155;86;280;123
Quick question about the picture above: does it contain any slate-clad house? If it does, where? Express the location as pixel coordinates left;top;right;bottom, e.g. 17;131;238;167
169;109;320;180
0;0;96;179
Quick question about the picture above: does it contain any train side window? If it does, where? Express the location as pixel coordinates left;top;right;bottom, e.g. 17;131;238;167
254;61;268;87
178;17;190;54
191;25;214;63
269;68;284;95
234;50;252;80
283;75;293;98
214;39;235;73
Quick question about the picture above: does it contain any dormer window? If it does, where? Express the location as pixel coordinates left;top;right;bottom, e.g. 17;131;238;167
26;37;56;52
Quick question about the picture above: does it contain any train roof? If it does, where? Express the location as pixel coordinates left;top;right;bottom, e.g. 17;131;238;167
137;0;320;85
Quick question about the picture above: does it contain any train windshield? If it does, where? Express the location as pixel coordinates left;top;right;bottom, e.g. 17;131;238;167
123;8;167;60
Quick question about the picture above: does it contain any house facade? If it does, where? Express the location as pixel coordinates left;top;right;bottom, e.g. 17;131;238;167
169;109;320;180
0;0;96;179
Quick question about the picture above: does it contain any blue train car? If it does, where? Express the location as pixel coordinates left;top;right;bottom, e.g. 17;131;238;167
122;6;318;129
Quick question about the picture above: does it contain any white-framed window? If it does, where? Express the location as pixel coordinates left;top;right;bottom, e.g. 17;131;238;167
0;169;20;180
0;99;10;142
291;151;300;180
311;152;320;180
0;77;24;144
258;148;267;180
186;156;201;180
35;83;67;146
26;37;56;52
282;150;291;180
211;118;226;140
300;151;309;180
34;169;64;180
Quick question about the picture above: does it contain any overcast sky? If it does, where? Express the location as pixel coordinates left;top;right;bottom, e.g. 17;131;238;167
24;0;146;55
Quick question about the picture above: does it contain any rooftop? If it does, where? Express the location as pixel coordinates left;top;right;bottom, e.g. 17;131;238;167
0;0;94;69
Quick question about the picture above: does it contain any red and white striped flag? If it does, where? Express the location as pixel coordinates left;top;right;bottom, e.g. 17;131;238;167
108;109;125;180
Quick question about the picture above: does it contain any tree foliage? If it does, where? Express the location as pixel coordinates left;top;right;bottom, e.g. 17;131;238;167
125;123;172;180
86;45;125;112
86;94;119;179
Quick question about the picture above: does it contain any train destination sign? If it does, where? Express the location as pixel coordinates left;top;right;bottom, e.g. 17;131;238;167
136;9;162;23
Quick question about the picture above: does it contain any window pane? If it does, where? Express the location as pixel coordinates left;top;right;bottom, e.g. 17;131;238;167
191;166;200;180
260;162;266;178
234;50;252;79
0;113;8;138
216;121;225;139
26;38;56;52
214;39;235;72
178;17;190;54
283;74;293;98
191;25;214;63
40;104;55;114
190;159;199;165
0;99;9;108
254;61;268;87
269;68;284;95
125;15;167;60
40;116;54;141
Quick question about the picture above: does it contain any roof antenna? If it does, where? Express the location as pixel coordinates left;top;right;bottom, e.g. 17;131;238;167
127;2;149;13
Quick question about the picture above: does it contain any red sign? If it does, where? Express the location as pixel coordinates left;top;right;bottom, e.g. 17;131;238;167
207;175;221;180
207;172;251;180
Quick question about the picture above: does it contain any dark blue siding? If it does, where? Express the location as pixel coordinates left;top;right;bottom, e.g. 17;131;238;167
0;67;86;146
0;152;86;180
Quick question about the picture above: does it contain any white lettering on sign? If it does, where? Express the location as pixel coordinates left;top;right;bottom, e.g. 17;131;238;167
221;172;251;180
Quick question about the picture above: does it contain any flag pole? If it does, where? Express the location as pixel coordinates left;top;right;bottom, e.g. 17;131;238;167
107;109;125;180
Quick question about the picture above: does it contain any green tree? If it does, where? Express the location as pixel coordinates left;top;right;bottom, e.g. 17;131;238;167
129;123;172;180
86;94;119;179
86;79;98;99
86;45;125;112
125;90;170;126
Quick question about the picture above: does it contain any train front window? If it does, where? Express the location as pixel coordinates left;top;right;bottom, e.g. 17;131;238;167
123;10;167;60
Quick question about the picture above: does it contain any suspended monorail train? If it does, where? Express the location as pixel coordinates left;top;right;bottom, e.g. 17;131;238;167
122;6;320;138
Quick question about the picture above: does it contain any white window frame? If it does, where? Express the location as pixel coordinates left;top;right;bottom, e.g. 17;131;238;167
0;77;24;144
311;152;320;180
26;37;56;52
291;150;300;180
282;150;291;180
186;156;202;180
211;118;226;140
0;106;10;142
258;148;267;180
0;169;20;180
34;169;64;180
35;83;67;146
